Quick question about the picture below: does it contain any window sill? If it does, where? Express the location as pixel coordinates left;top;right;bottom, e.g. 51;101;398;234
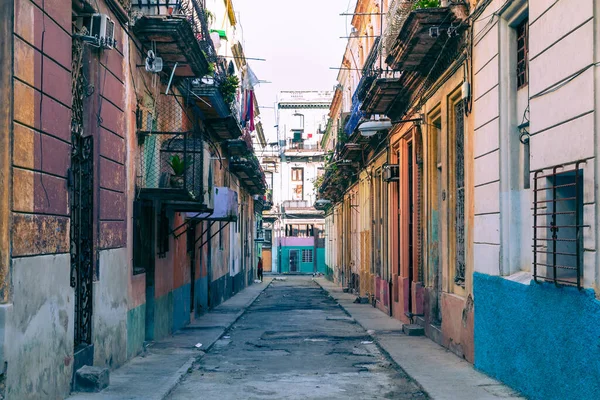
504;271;533;285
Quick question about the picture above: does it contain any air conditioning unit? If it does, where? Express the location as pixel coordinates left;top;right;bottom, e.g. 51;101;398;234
202;145;214;210
382;164;400;182
86;14;116;49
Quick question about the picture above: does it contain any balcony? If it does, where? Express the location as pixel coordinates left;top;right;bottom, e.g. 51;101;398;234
282;200;324;217
223;130;253;156
318;161;357;205
229;155;267;196
283;200;312;210
386;5;468;72
362;3;468;120
136;92;212;211
339;143;362;162
131;0;214;78
186;66;244;140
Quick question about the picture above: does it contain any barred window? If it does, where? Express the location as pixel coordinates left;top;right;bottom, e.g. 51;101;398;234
454;101;466;287
302;249;313;263
533;162;585;288
516;19;529;89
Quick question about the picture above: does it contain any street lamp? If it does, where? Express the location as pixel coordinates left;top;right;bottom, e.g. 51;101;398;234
357;119;392;137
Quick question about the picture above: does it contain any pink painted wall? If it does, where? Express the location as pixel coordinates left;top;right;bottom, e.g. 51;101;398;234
279;237;314;247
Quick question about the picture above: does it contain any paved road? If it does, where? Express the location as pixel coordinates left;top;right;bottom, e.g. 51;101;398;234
168;277;427;400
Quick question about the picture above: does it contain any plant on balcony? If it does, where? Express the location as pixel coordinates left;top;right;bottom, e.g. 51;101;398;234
220;75;240;105
167;154;189;189
207;62;216;76
413;0;440;9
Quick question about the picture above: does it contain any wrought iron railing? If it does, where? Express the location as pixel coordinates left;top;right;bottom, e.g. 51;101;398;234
131;0;216;61
384;0;417;60
363;36;381;77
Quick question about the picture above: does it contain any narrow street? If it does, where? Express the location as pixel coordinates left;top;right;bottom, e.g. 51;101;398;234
168;277;427;400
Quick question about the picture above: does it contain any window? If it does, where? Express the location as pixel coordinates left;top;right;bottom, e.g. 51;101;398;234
533;163;585;288
291;167;304;181
302;249;313;263
516;19;528;89
265;229;272;243
453;100;466;287
285;224;315;237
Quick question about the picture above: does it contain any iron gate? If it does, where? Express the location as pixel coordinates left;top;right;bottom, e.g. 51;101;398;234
71;37;94;349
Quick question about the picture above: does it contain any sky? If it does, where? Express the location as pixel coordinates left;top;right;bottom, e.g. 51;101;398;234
234;0;357;141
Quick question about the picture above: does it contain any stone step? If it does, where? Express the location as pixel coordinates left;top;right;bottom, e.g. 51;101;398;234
402;324;425;336
75;366;109;393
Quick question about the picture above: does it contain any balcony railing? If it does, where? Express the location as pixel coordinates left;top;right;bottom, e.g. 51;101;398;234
131;0;214;78
229;155;267;196
185;60;244;139
282;200;312;210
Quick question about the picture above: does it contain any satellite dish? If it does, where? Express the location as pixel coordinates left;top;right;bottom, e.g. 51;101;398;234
145;50;163;73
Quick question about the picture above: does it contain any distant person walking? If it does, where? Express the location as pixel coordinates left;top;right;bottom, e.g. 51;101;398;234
257;257;263;282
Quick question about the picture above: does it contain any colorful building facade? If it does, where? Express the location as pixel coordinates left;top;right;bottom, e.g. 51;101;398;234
322;0;599;397
0;0;266;398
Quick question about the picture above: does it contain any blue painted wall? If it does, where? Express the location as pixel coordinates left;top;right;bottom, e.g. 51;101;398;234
280;246;325;274
474;272;600;400
317;249;325;274
194;276;209;315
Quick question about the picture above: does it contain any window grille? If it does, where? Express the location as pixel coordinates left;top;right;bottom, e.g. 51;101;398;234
454;101;466;287
533;162;585;288
302;249;313;263
517;19;529;89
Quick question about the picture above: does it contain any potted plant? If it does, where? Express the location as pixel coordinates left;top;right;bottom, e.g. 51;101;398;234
220;75;239;105
167;154;189;188
413;0;440;9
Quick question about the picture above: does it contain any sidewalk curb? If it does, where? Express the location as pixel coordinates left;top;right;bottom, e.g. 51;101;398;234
160;279;272;399
314;278;524;400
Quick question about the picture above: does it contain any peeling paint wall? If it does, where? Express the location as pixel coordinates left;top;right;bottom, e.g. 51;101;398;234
93;248;129;370
5;254;74;400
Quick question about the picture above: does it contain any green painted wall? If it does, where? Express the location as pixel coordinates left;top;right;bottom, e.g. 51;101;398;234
127;304;146;359
280;246;325;274
153;292;173;340
317;249;325;274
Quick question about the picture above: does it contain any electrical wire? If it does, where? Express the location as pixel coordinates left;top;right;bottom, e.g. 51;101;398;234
530;62;600;100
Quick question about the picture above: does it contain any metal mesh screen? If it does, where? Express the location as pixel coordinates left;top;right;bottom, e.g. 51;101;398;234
137;92;206;201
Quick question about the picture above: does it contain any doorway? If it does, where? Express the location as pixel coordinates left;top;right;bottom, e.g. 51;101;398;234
430;115;443;326
289;250;299;272
70;36;95;369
